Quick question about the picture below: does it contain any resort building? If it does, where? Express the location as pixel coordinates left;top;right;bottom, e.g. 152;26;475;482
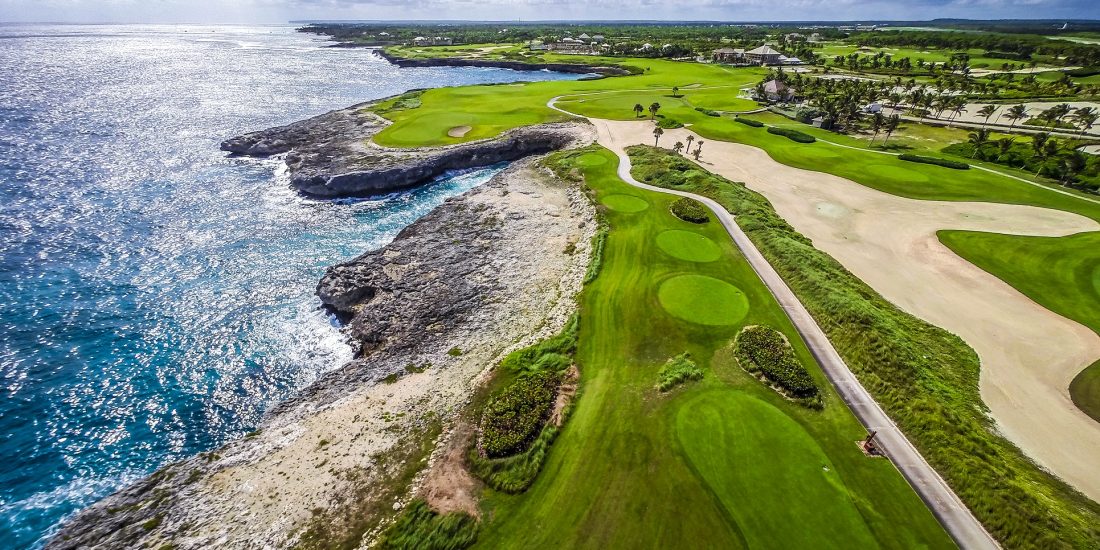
745;45;784;65
712;47;745;63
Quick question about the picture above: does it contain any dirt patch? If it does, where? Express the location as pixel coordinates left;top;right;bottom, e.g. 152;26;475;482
448;125;472;138
550;365;580;426
421;422;480;517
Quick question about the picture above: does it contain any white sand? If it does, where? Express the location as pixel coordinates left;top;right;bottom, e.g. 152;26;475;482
592;118;1100;502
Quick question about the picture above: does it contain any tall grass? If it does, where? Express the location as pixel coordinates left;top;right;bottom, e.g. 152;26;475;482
627;145;1100;549
378;500;478;550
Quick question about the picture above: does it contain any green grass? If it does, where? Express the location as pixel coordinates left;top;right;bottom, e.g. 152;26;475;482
628;145;1100;548
938;230;1100;422
658;274;749;326
474;146;953;549
655;230;722;262
378;500;479;550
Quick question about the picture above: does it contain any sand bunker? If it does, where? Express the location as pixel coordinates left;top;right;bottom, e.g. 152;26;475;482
591;117;1100;502
447;125;472;138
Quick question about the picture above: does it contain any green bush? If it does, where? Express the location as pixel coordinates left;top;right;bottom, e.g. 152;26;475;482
766;126;815;143
657;118;684;129
468;407;567;493
735;117;764;127
379;500;478;550
694;106;721;117
499;315;578;373
480;371;559;458
897;154;969;170
625;144;1100;548
735;326;821;404
669;197;710;224
657;353;704;391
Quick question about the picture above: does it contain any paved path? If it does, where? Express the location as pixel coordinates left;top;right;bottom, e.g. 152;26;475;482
548;98;999;550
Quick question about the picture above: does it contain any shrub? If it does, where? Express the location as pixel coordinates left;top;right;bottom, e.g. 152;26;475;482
735;326;821;403
657;353;704;391
479;371;559;458
694;106;721;117
735;117;764;127
468;406;568;493
669;197;710;223
1068;66;1100;78
583;224;608;284
766;126;815;143
657;118;684;129
379;500;478;550
898;154;969;170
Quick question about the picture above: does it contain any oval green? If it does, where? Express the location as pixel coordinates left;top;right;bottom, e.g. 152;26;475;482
658;274;749;326
656;230;723;263
601;194;649;213
576;153;608;167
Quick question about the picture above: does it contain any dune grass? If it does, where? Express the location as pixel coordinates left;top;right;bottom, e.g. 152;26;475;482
939;230;1100;422
473;146;952;549
628;145;1100;549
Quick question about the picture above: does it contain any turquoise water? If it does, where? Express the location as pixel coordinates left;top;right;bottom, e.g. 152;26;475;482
0;24;579;548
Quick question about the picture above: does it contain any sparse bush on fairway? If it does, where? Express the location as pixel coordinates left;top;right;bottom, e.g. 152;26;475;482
898;154;969;170
669;197;710;223
735;326;822;407
657;353;704;391
766;126;815;143
694;107;721;117
627;144;1100;549
735;117;764;127
480;370;560;459
378;499;478;550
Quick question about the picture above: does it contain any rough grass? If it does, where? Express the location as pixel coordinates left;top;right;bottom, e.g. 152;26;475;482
898;153;970;170
656;353;704;391
628;144;1100;549
378;500;478;550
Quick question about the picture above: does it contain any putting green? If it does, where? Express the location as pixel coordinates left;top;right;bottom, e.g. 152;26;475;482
676;390;878;549
576;153;608;167
656;230;722;263
795;146;840;159
601;194;649;213
865;164;929;183
658;274;749;326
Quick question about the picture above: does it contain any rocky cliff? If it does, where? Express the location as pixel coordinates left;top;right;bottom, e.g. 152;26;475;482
221;100;587;198
49;132;597;548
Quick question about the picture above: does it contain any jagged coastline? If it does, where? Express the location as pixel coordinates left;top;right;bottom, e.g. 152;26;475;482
372;48;632;76
50;103;597;546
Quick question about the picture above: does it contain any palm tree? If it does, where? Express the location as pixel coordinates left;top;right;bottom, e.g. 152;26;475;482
880;115;900;146
685;135;694;153
673;141;684;154
996;137;1015;161
649;102;661;119
977;105;997;128
968;128;990;159
633;103;644;118
1004;104;1027;130
869;112;885;144
1059;152;1087;186
653;126;664;146
672;86;680;98
1072;107;1098;135
693;140;704;160
947;97;966;127
1031;133;1052;176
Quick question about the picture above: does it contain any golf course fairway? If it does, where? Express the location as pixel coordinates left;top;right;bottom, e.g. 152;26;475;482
472;147;952;549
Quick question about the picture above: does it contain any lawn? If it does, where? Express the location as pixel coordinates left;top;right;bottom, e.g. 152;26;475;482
626;146;1100;548
938;230;1100;422
814;44;1050;70
473;146;953;549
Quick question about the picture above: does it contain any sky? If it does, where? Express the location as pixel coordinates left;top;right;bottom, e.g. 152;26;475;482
0;0;1097;24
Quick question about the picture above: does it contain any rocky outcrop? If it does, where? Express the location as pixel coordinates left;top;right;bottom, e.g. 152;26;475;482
221;99;589;198
374;48;631;76
49;151;597;549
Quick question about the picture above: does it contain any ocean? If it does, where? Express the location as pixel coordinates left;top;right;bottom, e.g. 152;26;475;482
0;23;579;548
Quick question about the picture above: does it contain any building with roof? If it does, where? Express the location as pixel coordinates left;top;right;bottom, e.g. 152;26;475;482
745;45;783;65
712;47;745;63
760;79;794;102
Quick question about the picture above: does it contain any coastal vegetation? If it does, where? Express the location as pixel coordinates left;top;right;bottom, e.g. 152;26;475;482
471;145;952;548
734;325;822;406
668;197;710;223
627;144;1100;548
897;153;970;169
379;500;479;550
